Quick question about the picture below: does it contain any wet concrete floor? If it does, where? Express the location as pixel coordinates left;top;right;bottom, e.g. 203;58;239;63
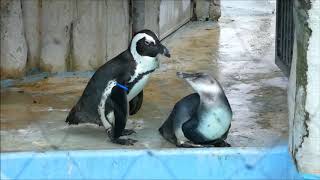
0;0;288;151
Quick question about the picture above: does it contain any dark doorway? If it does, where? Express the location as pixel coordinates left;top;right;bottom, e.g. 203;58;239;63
275;0;294;77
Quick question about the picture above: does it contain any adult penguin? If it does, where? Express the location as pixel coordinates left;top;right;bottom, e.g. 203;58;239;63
66;30;170;145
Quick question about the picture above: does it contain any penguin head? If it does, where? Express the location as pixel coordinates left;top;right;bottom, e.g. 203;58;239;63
130;30;171;59
176;72;222;95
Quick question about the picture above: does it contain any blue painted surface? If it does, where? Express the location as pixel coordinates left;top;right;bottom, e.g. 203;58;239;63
1;145;319;180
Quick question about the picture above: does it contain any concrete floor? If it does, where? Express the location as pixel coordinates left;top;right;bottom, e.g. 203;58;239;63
0;0;288;152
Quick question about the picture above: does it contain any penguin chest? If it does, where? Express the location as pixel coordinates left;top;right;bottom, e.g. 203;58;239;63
197;108;231;140
127;74;151;101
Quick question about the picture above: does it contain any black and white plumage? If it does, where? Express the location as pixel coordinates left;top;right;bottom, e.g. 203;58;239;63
159;72;232;148
66;30;170;145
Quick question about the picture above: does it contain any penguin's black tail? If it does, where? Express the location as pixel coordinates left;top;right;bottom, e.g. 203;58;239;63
158;121;177;144
158;126;164;135
65;106;80;125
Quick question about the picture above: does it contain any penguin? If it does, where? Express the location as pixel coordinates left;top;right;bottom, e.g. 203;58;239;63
159;72;232;148
66;29;170;145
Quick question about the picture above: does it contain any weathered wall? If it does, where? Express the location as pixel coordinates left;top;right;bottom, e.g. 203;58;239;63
72;0;107;71
40;0;74;72
132;0;192;39
289;0;320;174
72;0;130;71
1;0;27;78
21;0;40;73
144;0;161;35
0;0;131;79
1;0;220;79
159;0;192;39
72;0;104;71
194;0;221;21
105;0;131;60
132;0;220;38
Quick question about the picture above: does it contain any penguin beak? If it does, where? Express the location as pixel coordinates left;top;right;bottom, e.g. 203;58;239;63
160;44;171;58
177;72;190;79
177;72;201;79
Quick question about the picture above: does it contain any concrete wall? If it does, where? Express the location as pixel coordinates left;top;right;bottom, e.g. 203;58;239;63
159;0;192;39
72;0;130;71
194;0;221;21
21;0;40;73
1;0;221;79
0;0;131;79
0;0;28;78
289;0;320;175
133;0;160;36
132;0;192;39
40;0;74;72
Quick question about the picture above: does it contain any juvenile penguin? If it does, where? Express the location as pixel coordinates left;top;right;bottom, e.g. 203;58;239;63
159;72;232;147
66;30;170;145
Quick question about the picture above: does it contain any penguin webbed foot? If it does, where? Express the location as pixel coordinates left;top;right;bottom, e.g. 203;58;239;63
106;129;138;146
177;141;203;148
204;139;231;147
177;140;231;148
122;129;136;136
111;138;138;146
212;140;231;147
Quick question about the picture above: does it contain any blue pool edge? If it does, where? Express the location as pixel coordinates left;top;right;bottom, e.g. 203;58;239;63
1;145;319;180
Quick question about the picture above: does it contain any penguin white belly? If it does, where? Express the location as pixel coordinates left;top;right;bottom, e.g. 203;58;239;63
127;74;151;101
197;108;231;140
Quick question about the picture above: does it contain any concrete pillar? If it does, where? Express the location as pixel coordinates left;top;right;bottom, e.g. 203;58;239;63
21;0;41;73
194;0;221;21
40;0;74;72
72;0;130;69
0;0;27;79
159;0;191;39
72;0;107;70
105;0;131;60
144;0;161;36
132;0;160;36
133;0;191;40
289;0;320;174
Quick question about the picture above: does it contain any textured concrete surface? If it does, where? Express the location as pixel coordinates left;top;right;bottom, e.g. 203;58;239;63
0;0;287;152
0;0;28;78
194;0;221;21
289;0;320;174
159;0;192;39
132;0;192;39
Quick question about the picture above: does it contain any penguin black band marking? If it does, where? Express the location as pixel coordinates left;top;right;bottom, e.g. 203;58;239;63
116;83;129;91
127;69;156;89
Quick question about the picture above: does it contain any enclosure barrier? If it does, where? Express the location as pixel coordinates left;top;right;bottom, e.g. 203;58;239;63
2;145;318;180
287;0;320;175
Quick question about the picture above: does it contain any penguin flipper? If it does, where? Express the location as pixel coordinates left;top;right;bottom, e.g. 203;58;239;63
108;85;129;139
182;116;207;144
159;93;200;145
159;114;177;145
106;86;138;146
129;90;143;115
